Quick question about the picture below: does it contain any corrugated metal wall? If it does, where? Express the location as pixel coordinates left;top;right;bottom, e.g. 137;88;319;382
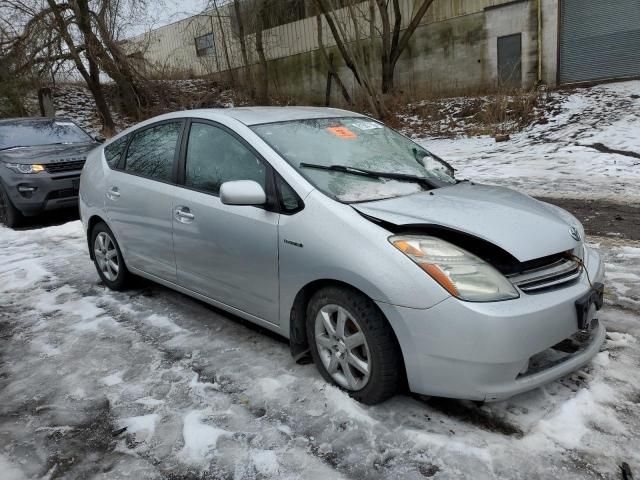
559;0;640;84
126;0;517;76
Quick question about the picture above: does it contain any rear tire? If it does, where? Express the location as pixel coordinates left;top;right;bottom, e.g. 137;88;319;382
306;286;401;405
0;184;23;228
91;222;130;290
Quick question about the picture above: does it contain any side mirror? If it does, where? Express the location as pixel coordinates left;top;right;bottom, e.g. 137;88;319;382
220;180;266;206
94;134;106;144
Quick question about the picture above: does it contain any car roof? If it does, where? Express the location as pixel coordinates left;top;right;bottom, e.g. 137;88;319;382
178;106;365;126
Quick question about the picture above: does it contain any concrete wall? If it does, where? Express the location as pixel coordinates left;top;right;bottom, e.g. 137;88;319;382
485;0;538;89
127;0;561;100
540;0;559;85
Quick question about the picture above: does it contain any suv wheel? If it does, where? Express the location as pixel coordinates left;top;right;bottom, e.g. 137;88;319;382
0;184;23;228
306;287;401;405
91;222;130;290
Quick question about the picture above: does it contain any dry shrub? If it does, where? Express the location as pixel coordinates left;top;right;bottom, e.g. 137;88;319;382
389;86;548;139
478;88;545;135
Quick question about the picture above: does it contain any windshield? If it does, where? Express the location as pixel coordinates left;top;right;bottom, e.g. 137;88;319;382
251;117;455;202
0;120;92;150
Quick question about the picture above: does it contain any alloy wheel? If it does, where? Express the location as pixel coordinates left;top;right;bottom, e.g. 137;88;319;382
314;304;371;391
94;232;119;281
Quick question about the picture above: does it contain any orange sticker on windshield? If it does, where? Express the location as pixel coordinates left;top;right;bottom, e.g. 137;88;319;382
326;126;357;139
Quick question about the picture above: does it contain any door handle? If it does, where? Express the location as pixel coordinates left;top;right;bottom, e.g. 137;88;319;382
174;207;195;223
106;186;120;200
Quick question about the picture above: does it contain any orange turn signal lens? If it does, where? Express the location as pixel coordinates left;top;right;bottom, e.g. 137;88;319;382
393;240;424;257
419;263;459;297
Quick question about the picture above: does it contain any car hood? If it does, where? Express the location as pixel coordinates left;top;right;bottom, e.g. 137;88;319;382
352;183;580;262
0;142;97;164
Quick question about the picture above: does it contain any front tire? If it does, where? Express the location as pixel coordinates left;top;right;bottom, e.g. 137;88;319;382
91;222;130;290
0;184;23;228
306;287;401;405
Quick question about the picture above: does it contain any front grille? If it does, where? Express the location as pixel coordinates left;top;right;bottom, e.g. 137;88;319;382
45;160;85;173
46;188;78;200
508;257;582;293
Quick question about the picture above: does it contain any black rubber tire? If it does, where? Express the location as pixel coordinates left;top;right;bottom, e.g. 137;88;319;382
90;222;130;290
0;183;23;228
306;286;402;405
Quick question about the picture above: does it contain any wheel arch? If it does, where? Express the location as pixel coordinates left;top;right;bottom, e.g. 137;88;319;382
86;214;107;260
288;279;407;385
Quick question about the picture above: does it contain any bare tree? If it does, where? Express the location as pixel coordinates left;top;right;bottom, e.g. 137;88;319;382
212;0;235;83
314;0;435;116
233;0;254;98
2;0;155;132
375;0;435;93
315;0;386;117
254;0;268;104
316;11;352;106
45;0;116;133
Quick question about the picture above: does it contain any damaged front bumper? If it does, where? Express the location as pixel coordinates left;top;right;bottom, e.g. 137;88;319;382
377;245;606;402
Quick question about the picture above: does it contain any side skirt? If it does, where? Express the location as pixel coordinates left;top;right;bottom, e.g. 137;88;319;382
128;265;286;339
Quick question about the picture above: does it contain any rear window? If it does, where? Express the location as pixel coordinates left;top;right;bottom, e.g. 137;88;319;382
123;122;182;182
0;120;92;150
104;135;129;168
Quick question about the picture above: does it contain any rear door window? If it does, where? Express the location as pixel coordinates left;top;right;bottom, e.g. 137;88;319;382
124;122;182;182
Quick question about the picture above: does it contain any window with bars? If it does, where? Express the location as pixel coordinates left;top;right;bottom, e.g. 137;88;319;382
194;33;215;57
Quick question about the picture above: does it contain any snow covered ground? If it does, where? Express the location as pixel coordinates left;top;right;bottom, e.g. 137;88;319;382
0;222;639;479
418;81;640;202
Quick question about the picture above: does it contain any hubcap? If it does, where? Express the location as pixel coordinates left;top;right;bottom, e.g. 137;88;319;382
94;232;119;282
314;304;371;391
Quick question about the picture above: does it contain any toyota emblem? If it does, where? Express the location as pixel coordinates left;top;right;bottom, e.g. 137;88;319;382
569;227;581;241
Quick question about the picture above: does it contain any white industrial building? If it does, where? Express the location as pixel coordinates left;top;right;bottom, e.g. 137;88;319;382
126;0;640;101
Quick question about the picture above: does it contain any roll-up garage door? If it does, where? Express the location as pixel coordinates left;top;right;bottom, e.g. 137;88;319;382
559;0;640;84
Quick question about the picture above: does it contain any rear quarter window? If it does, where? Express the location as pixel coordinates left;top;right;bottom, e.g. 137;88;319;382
104;136;129;168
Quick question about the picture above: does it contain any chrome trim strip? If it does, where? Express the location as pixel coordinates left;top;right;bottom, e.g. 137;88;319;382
509;257;582;293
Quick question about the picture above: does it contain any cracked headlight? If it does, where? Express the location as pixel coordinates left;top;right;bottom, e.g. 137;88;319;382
5;163;45;174
390;235;520;302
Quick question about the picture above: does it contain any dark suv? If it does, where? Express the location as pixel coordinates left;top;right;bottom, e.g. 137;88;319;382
0;117;100;227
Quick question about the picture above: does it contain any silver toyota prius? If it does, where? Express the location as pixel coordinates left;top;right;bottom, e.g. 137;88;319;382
79;107;606;404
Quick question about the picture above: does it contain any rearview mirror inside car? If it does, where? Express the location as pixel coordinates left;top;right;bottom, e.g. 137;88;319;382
220;180;267;206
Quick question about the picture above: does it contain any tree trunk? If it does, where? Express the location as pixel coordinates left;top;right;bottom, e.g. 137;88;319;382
381;59;394;94
255;0;268;104
376;0;435;95
45;0;115;134
89;4;151;118
233;0;254;99
316;14;352;105
212;0;235;84
315;0;386;117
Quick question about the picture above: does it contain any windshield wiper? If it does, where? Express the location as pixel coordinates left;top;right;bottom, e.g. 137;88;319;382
0;142;77;152
299;162;439;189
